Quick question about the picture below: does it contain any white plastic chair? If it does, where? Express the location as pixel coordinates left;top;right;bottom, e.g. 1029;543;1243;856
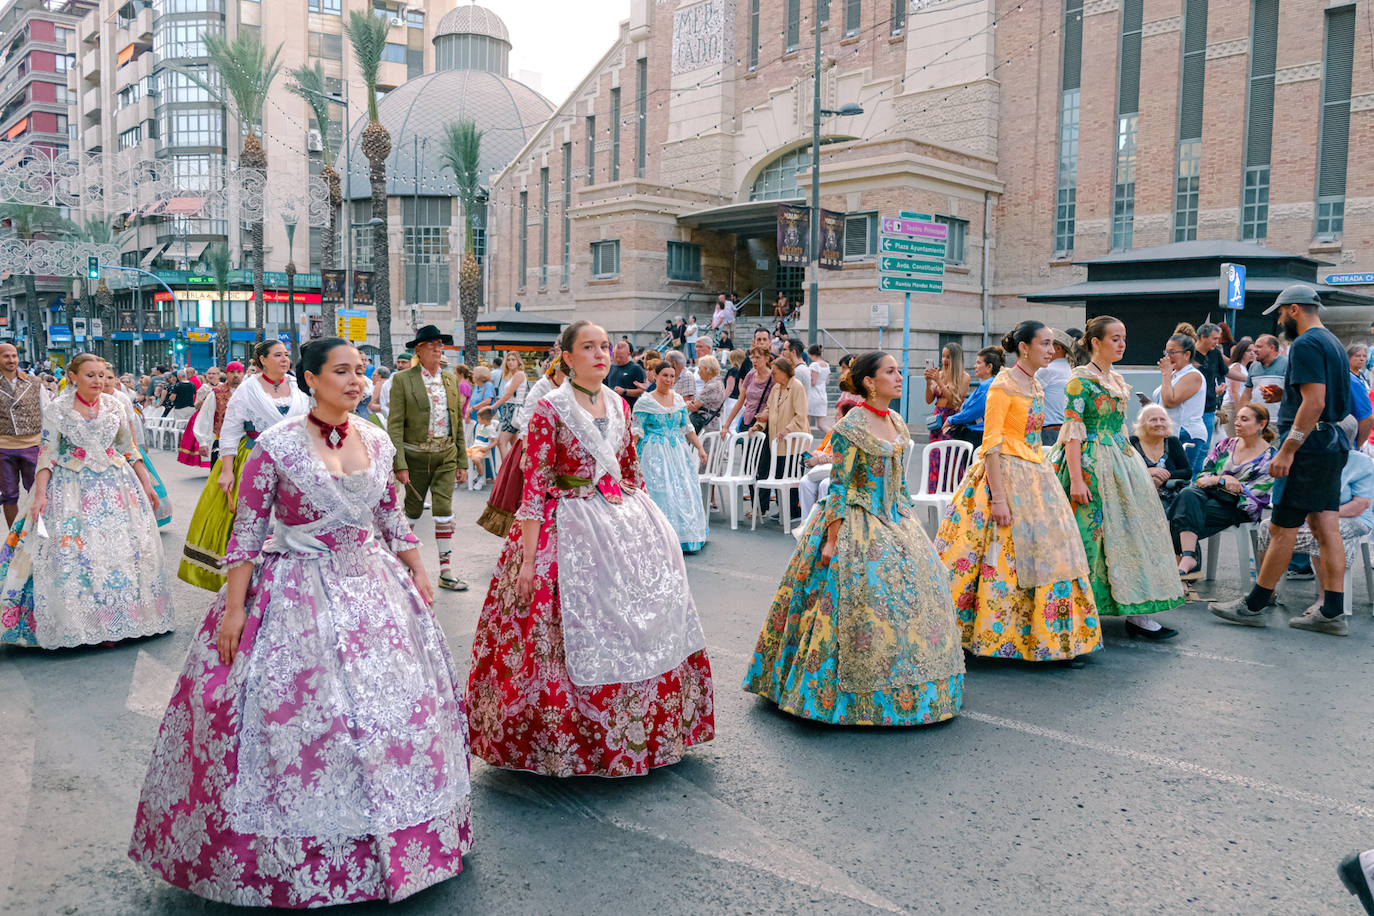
1204;522;1263;590
910;439;973;532
698;432;727;511
754;431;812;532
708;431;766;530
1342;536;1374;616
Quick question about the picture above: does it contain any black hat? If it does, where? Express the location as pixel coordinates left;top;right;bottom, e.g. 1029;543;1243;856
405;324;454;348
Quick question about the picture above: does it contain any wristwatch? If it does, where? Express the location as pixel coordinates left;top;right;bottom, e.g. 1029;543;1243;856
1288;429;1307;445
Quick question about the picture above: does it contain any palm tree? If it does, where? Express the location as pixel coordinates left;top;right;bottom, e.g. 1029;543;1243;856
344;10;394;366
440;120;483;359
0;204;76;364
287;61;342;329
200;242;232;367
178;33;283;343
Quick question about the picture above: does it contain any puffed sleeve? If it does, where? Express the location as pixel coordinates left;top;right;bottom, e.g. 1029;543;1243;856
1059;377;1088;444
222;445;278;567
515;401;557;522
34;399;61;474
979;382;1012;455
619;398;645;488
219;385;248;458
631;395;649;438
192;388;216;448
818;430;855;530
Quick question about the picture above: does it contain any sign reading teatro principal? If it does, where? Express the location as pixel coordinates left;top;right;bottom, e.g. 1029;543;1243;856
672;0;733;75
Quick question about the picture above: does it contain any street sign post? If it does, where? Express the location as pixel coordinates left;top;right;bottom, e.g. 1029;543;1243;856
879;214;949;417
1324;272;1374;285
880;275;945;294
1221;262;1245;329
880;236;947;258
878;256;944;276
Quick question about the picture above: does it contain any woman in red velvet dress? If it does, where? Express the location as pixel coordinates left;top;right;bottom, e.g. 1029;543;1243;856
467;321;714;777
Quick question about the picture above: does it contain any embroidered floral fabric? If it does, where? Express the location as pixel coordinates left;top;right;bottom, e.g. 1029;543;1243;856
420;366;451;438
129;418;472;906
1048;371;1185;616
468;394;714;776
0;391;173;648
744;411;964;725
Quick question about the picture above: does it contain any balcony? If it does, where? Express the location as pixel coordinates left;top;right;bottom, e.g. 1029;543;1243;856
81;47;100;83
79;10;99;46
81;85;100;118
82;121;101;153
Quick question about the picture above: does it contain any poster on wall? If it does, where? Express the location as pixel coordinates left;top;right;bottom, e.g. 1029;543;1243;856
320;269;345;307
352;270;374;306
777;203;809;266
117;311;136;333
819;209;846;270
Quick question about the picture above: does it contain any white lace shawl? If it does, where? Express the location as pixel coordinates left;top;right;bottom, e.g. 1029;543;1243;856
220;376;310;455
543;381;627;483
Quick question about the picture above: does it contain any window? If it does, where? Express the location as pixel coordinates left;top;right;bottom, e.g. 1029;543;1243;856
586;115;595;183
118;125;142;149
539;166;549;288
1111;0;1142;251
891;0;906;34
308;31;343;61
308;0;342;11
667;241;701;281
562;142;572;287
519;189;528;288
116;82;141;111
635;58;647;179
1174;139;1201;242
1053;1;1082;255
53;54;73;73
434;33;509;73
171;154;217;192
750;145;810;201
1242;0;1278;241
748;0;759;70
407;9;424;28
845;0;861;36
843;211;877;260
350;200;375;270
609;87;621;181
820;0;830;24
1174;0;1207;242
163;109;222;148
935;215;967;264
785;0;801;52
401;197;451;305
591;240;619;277
382;43;406;64
1316;5;1355;240
155;19;223;59
159;68;219;104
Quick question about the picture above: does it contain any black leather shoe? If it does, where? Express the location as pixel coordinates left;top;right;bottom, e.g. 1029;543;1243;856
1125;620;1179;641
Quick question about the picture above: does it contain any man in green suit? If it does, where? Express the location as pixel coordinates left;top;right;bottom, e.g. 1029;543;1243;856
388;325;469;591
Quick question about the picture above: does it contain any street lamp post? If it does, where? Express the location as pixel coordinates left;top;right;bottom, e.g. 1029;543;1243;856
283;213;298;350
807;0;864;347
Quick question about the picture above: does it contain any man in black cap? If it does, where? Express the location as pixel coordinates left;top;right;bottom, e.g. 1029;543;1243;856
388;325;469;591
1211;284;1352;635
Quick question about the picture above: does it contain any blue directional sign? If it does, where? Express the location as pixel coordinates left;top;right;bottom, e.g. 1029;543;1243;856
1325;272;1374;285
1223;263;1245;310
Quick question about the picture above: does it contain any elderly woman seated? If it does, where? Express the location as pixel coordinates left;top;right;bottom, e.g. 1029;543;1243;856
1263;435;1374;597
1129;403;1192;513
1169;403;1277;580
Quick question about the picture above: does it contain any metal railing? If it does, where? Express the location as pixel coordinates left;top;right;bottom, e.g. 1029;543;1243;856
631;289;713;347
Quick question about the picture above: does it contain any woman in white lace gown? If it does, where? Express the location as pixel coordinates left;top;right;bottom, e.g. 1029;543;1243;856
0;353;172;648
130;339;472;906
633;361;709;552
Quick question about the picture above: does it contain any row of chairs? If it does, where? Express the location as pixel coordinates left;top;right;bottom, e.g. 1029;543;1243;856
143;415;188;451
1202;516;1374;616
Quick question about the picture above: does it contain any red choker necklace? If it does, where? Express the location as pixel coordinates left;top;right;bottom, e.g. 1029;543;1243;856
308;411;350;449
264;374;285;393
1015;363;1035;380
861;402;890;418
74;392;99;409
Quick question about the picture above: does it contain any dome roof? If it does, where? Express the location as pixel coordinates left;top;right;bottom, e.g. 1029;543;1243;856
342;69;552;198
434;4;510;44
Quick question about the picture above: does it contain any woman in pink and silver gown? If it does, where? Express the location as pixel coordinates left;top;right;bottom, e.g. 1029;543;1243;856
129;338;472;907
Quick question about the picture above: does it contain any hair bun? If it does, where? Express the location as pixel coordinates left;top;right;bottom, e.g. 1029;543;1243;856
1000;331;1016;354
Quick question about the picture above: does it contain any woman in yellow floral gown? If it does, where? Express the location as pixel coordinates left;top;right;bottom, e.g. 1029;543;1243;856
935;321;1102;665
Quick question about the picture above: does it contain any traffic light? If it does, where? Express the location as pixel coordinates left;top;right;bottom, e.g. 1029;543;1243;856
87;257;98;280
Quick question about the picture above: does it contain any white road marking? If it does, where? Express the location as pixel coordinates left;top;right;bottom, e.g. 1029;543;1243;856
1101;637;1277;668
964;711;1374;820
485;767;905;913
0;663;35;906
125;649;179;719
685;561;781;586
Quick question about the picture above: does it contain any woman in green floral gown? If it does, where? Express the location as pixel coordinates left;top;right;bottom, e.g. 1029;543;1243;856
1048;317;1185;639
743;352;964;726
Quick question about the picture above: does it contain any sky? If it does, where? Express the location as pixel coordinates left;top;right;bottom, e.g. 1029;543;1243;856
477;0;629;106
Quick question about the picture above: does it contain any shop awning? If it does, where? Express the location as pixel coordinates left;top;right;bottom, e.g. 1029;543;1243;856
116;43;135;67
676;198;805;237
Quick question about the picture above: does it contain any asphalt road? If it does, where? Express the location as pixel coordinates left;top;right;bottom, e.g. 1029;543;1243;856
2;453;1372;915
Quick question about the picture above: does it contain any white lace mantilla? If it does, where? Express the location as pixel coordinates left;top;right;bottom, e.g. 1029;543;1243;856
544;381;626;482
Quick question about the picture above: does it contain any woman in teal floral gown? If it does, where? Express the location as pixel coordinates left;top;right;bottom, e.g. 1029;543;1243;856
743;352;964;726
1048;317;1185;639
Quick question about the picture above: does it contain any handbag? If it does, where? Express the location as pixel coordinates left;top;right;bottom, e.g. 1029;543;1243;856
925;412;943;432
690;404;722;434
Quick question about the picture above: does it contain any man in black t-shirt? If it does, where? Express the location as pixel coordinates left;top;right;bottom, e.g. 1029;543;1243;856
1193;321;1225;457
607;340;646;405
1212;284;1353;636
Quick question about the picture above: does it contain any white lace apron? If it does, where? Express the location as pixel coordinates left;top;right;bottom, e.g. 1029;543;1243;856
544;382;707;687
